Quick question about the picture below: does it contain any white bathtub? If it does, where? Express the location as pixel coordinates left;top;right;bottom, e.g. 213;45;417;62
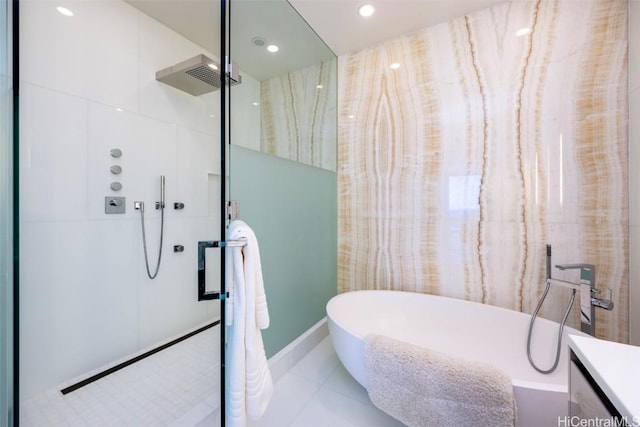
327;290;587;427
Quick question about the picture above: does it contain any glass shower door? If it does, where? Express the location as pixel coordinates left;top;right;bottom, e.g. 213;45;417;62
227;0;338;367
18;0;226;425
1;0;14;424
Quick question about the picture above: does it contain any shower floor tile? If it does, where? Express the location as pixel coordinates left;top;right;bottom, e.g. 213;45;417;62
20;329;402;426
20;326;222;427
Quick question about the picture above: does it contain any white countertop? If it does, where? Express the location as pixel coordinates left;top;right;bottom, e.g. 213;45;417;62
568;334;640;422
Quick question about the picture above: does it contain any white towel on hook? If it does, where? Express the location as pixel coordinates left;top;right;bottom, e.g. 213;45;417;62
226;220;273;427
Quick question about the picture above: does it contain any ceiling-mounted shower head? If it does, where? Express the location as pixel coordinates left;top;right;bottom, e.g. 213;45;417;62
155;54;241;96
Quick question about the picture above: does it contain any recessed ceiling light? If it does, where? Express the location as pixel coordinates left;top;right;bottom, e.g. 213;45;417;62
390;63;401;70
252;102;260;106
252;37;266;47
516;27;532;37
358;4;374;17
208;63;218;70
56;6;74;16
267;44;279;53
316;85;324;89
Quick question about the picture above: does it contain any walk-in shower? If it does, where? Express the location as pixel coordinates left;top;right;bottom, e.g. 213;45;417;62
13;0;337;425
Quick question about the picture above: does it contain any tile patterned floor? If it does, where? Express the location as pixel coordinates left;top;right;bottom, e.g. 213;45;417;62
20;328;222;426
20;329;403;426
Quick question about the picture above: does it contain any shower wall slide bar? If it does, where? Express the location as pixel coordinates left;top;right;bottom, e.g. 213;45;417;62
197;239;247;301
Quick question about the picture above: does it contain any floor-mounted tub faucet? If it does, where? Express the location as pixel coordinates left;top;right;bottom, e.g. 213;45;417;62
548;262;615;336
527;245;615;374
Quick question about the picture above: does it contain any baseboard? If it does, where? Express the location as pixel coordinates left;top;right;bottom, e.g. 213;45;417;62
268;317;328;382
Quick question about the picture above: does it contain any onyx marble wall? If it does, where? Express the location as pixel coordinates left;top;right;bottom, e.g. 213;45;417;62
261;59;337;171
338;0;628;343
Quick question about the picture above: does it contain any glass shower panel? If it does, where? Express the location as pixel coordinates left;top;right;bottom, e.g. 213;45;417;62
229;147;337;355
18;0;224;424
228;0;337;359
0;0;13;424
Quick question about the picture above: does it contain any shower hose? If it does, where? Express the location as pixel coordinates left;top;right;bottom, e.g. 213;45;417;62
526;281;576;374
139;203;164;279
137;176;166;280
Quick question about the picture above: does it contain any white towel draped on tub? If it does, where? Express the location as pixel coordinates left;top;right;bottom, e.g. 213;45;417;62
365;334;516;427
226;220;273;427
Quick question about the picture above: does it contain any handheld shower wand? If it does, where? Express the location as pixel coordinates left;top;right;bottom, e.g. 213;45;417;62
161;175;165;206
136;175;166;279
156;175;165;210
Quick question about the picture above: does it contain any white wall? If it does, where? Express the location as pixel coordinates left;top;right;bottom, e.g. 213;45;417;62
19;0;246;398
630;0;640;346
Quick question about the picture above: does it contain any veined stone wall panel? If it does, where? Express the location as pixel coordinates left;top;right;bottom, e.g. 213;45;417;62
261;59;337;171
338;0;628;343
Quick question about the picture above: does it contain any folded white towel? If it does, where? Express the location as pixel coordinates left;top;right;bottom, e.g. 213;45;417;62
365;334;516;427
226;220;273;427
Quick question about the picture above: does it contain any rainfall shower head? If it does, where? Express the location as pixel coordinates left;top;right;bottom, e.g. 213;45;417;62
155;54;241;96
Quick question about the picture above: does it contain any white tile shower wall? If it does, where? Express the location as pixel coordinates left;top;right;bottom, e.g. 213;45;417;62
19;0;139;111
20;84;88;222
137;12;218;135
18;0;242;398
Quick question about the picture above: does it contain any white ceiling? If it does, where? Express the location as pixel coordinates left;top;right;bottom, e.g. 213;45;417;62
288;0;505;56
126;0;506;80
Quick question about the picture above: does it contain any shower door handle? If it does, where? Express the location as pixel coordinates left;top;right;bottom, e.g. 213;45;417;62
197;239;246;301
198;240;224;301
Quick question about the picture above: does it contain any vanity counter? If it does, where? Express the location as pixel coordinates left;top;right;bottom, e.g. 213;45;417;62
568;335;640;423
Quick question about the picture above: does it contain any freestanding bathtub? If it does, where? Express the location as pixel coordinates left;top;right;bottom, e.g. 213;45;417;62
327;290;588;427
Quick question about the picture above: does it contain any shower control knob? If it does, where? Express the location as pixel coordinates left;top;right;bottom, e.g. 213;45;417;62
174;245;185;253
109;199;120;207
110;165;122;174
174;202;185;210
110;182;122;191
110;148;122;158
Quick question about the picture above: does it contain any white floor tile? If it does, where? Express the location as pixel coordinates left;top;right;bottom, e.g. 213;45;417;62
194;408;221;427
21;327;221;427
247;372;321;427
289;336;340;384
290;387;405;427
169;402;215;427
321;363;372;405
